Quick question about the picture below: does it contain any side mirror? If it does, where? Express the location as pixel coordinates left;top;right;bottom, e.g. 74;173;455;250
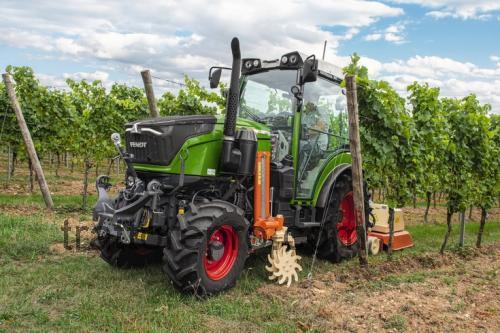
209;67;222;88
301;55;318;84
291;85;302;100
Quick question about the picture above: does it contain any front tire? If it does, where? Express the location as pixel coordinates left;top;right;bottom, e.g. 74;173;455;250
96;234;161;268
162;200;249;296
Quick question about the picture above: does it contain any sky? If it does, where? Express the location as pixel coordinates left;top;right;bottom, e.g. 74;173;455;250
0;0;499;112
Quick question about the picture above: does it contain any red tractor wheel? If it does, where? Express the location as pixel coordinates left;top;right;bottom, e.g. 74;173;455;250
204;225;239;280
163;200;249;296
311;173;369;262
337;192;358;246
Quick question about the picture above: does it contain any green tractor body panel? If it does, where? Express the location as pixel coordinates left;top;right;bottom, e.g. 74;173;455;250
132;116;271;176
132;113;350;205
310;151;351;206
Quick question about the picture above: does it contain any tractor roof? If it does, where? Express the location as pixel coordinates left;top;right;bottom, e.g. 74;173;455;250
242;51;344;83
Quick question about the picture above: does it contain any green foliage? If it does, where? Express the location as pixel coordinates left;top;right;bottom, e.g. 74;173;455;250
267;89;291;114
344;55;497;219
346;54;416;208
447;96;498;212
2;63;497;217
158;76;225;115
66;79;117;163
4;66;73;160
407;82;448;202
0;82;18;145
1;66;224;207
440;95;495;213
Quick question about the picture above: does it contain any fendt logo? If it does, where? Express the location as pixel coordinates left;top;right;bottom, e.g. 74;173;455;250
129;142;147;148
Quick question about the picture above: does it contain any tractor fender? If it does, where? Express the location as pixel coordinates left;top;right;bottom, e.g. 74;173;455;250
315;163;351;209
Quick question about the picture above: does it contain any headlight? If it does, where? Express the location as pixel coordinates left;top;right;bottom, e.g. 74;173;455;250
253;59;259;67
126;175;135;187
290;55;297;64
281;56;288;64
245;60;252;69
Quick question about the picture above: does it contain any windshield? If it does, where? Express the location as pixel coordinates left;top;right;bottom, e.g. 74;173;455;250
239;70;297;123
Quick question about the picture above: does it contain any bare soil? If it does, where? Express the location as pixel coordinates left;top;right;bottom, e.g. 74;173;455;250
259;245;500;332
0;203;45;215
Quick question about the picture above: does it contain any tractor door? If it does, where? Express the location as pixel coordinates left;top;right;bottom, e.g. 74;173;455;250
295;78;348;198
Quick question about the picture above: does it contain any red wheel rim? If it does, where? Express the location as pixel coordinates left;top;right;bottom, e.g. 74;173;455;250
204;225;239;280
337;192;357;246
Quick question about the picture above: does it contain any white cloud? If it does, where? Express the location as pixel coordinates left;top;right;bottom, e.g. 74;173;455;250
366;55;500;113
490;55;500;67
0;29;54;51
0;1;403;75
1;0;499;112
36;73;67;89
363;22;406;43
55;38;87;56
36;71;112;90
63;71;109;82
365;33;382;41
391;1;500;20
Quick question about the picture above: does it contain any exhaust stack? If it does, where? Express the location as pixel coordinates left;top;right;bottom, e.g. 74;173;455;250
220;37;242;172
223;37;241;138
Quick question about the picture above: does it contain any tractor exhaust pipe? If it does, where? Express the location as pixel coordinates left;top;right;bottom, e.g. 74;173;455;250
223;37;241;138
220;37;242;172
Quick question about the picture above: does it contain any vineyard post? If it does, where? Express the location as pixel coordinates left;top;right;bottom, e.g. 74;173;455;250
7;143;12;183
2;73;54;210
458;211;465;247
141;69;160;118
345;75;368;267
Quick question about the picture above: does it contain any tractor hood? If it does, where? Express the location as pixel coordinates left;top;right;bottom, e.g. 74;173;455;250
125;115;216;166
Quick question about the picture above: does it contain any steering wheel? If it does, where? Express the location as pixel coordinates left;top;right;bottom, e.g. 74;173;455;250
263;112;292;129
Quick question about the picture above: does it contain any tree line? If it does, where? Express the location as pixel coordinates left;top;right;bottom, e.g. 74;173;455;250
1;63;498;251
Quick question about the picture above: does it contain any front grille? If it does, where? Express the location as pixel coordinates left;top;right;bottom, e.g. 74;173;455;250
125;131;168;165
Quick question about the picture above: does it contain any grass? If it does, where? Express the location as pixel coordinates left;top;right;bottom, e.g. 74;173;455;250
0;193;96;210
383;314;406;331
0;214;61;260
0;190;498;332
0;212;298;332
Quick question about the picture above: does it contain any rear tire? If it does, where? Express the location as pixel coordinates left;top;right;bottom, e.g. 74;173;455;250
312;173;370;262
162;200;249;296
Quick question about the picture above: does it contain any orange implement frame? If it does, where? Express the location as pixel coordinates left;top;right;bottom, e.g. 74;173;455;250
368;230;414;251
253;151;284;239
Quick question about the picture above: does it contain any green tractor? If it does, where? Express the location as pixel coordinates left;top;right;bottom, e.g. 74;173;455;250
93;37;369;296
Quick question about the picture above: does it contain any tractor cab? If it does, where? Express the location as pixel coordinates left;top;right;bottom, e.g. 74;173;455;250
212;52;349;201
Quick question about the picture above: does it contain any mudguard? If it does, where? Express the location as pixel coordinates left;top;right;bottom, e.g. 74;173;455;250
315;164;351;209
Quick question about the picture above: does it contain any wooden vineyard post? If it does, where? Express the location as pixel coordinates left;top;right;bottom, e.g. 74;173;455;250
459;211;465;247
345;75;368;267
7;143;12;183
2;73;54;210
141;69;160;118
